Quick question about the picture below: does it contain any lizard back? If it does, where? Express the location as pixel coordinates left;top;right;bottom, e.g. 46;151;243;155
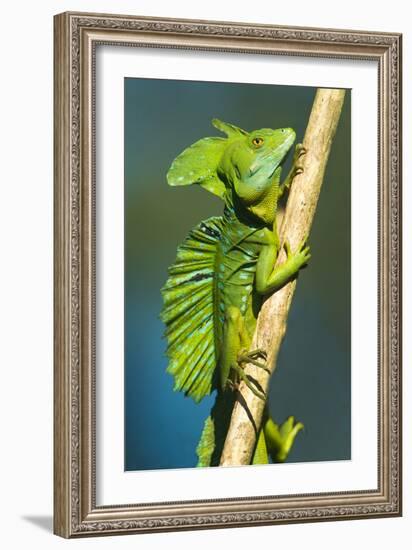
213;208;265;359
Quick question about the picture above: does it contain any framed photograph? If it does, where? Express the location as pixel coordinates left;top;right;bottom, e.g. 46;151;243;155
53;11;402;538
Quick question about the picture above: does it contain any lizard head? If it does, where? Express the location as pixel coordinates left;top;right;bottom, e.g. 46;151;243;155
218;126;295;222
166;119;295;225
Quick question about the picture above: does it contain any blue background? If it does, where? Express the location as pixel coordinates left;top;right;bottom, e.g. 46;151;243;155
124;78;351;470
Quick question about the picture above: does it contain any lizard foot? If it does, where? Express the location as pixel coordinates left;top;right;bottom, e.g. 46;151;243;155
264;416;304;462
291;143;307;177
284;236;311;270
238;348;268;366
231;362;266;401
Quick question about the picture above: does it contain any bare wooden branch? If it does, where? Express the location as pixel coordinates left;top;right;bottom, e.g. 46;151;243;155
220;88;346;466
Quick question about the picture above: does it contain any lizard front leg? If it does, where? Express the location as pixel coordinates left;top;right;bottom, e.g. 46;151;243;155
255;231;310;295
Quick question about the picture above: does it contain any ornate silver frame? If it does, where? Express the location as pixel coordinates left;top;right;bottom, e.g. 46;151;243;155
53;11;402;538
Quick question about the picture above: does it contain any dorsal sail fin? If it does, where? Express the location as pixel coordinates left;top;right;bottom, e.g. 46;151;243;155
161;216;224;403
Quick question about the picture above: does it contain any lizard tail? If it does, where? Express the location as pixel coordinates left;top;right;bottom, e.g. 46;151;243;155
196;401;303;466
196;391;236;467
196;396;270;467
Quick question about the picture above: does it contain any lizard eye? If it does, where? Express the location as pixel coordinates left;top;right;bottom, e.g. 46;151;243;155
252;137;264;147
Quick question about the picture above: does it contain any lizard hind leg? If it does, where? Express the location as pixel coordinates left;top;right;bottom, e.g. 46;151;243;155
220;305;267;401
252;408;304;465
237;320;270;375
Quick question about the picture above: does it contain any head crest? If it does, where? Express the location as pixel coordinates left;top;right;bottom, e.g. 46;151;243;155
166;119;248;200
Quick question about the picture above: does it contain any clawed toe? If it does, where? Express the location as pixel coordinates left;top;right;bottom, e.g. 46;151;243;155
238;348;269;370
248;348;267;360
296;144;307;157
226;379;239;392
291;144;307;177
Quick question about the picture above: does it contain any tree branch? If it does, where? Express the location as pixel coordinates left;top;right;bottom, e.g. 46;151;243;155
219;88;346;466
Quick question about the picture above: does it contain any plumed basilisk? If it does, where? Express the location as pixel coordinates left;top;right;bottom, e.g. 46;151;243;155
161;119;309;466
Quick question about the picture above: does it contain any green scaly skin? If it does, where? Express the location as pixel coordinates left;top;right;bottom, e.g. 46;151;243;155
161;119;309;466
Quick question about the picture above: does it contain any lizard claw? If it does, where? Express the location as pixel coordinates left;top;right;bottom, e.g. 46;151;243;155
298;233;309;251
281;143;307;193
291;144;307;177
284;239;292;258
295;143;307;158
239;347;266;360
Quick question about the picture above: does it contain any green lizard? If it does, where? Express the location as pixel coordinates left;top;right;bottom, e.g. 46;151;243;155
161;119;309;466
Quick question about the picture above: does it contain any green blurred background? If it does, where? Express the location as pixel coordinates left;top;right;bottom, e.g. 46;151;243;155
124;78;351;470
